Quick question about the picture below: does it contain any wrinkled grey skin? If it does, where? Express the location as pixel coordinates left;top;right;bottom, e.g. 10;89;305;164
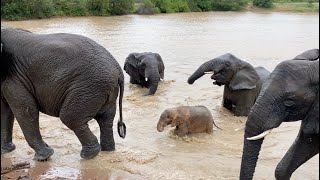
157;106;221;137
188;53;270;116
240;49;319;180
1;27;126;161
124;52;165;96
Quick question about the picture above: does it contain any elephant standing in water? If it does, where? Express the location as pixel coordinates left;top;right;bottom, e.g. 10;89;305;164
157;106;221;137
124;52;165;96
188;53;270;116
240;49;319;180
1;27;126;161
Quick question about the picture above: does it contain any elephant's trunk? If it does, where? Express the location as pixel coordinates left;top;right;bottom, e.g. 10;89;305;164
157;120;165;132
145;68;161;95
239;97;281;180
157;111;170;132
188;60;216;84
240;122;264;180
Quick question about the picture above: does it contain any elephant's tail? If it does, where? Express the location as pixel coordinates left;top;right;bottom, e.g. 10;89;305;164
117;76;126;138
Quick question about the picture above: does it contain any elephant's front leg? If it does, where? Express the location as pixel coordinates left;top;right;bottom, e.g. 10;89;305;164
95;104;116;151
222;86;233;111
174;123;188;137
2;81;54;160
130;77;140;85
1;96;16;154
232;90;255;116
275;131;319;180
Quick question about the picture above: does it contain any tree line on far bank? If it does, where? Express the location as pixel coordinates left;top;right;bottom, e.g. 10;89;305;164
1;0;319;20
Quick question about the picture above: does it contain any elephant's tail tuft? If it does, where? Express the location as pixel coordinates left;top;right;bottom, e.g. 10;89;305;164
1;43;15;81
117;76;126;138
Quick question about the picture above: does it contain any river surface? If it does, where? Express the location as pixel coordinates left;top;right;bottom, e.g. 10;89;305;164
1;12;319;180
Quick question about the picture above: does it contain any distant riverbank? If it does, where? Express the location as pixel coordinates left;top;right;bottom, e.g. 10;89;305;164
1;1;318;21
247;2;319;13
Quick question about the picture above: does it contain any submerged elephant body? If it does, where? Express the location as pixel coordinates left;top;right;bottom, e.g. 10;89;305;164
240;49;319;180
188;53;270;116
124;52;165;96
157;106;220;137
1;27;126;160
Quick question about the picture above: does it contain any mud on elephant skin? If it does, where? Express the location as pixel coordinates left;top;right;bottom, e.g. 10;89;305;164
240;49;319;180
124;52;165;96
1;27;126;161
187;53;270;116
157;106;221;137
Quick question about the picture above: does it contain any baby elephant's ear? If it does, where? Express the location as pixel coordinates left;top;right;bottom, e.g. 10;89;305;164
171;108;189;127
229;65;259;90
293;49;319;61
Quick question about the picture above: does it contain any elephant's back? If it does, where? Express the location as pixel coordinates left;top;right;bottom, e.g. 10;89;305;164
255;66;270;83
189;106;213;120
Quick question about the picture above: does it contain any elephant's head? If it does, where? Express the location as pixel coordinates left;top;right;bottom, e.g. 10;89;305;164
157;107;189;132
240;50;319;179
124;52;164;96
187;53;259;90
293;48;319;61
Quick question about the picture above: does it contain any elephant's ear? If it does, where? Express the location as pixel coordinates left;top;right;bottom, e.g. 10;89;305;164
124;53;141;79
155;53;165;79
302;93;319;134
171;108;190;127
293;49;319;61
229;65;259;90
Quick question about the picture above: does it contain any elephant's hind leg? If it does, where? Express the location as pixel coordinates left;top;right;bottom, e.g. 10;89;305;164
206;121;214;134
1;95;16;154
275;131;319;180
2;80;53;161
60;115;100;159
94;103;116;151
60;98;101;159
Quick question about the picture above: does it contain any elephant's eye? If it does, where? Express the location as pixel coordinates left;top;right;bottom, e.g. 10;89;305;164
284;99;295;107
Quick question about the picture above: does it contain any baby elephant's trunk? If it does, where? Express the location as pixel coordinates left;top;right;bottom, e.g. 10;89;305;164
157;121;165;132
157;111;169;132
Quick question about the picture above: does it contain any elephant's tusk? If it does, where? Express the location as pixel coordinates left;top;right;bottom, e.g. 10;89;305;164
247;129;272;140
204;71;214;74
160;78;164;81
145;78;148;81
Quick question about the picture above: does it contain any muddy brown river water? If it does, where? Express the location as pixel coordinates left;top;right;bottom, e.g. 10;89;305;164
1;12;319;179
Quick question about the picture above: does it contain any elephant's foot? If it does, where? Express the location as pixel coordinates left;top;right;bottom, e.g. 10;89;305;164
80;144;101;159
101;143;115;151
1;142;16;154
33;146;54;161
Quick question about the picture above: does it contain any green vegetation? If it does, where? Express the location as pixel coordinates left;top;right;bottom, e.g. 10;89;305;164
272;2;319;12
1;0;318;20
253;0;273;8
1;0;134;20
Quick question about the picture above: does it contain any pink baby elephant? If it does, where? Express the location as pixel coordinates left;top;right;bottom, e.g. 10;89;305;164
157;105;221;137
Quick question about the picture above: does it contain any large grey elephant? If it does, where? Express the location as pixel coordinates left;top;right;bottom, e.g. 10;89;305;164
240;49;319;180
124;52;165;96
1;27;126;161
187;53;270;116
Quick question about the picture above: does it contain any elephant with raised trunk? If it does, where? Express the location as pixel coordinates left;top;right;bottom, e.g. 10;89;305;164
1;27;126;161
124;52;165;96
240;49;319;180
188;53;270;116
